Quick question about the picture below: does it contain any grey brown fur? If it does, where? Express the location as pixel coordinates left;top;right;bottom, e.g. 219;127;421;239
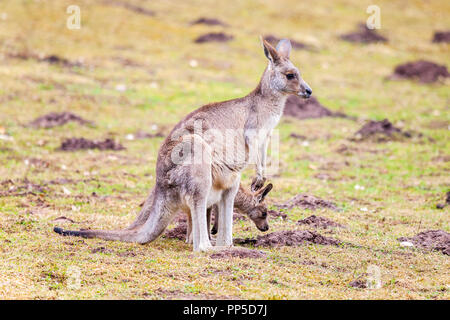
54;37;311;251
131;182;272;243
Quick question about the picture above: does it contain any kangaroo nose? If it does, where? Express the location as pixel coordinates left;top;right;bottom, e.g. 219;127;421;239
305;88;312;96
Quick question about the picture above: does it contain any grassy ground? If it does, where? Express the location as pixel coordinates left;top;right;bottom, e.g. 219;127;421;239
0;0;449;299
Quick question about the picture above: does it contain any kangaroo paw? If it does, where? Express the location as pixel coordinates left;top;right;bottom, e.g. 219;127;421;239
195;241;213;252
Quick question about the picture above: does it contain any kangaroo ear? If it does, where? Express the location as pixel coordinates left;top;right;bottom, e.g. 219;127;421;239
276;39;292;59
257;183;273;202
261;36;280;63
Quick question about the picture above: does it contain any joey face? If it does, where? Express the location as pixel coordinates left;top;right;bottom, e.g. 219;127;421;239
262;38;312;99
248;205;269;232
246;182;273;232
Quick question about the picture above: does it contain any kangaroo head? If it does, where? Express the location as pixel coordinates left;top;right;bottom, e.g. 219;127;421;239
261;37;312;99
247;183;273;232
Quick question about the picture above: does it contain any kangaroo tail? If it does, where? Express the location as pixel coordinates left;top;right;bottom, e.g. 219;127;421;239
125;188;155;231
53;190;173;244
53;226;137;241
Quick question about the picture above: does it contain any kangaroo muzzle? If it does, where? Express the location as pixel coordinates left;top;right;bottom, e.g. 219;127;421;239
298;80;312;99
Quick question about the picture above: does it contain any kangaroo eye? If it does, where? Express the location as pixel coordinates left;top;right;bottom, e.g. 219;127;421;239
261;211;267;218
286;73;295;80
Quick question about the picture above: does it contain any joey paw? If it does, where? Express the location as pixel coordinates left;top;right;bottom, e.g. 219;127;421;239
251;176;266;192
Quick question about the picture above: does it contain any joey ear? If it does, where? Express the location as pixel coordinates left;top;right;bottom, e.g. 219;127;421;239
257;183;273;202
276;39;292;59
261;36;280;63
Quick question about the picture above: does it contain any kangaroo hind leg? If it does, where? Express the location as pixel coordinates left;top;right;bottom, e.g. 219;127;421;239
216;176;240;247
189;198;212;252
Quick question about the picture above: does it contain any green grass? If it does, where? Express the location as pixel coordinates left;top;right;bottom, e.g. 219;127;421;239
0;0;449;299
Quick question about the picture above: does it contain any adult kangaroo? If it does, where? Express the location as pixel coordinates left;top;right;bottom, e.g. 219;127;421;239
54;38;312;251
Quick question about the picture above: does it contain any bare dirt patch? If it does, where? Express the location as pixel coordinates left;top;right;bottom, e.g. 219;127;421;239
289;133;308;140
432;155;450;163
0;179;47;197
153;288;234;300
389;60;449;83
210;247;266;259
340;24;388;44
41;55;74;66
351;119;414;142
297;215;344;229
103;1;155;16
116;251;136;257
90;246;136;257
349;279;367;289
335;144;385;155
234;230;341;247
52;216;77;224
91;246;114;254
284;95;351;120
432;31;450;43
398;230;450;255
194;32;233;43
190;17;228;27
27;112;93;129
9;52;82;67
277;194;338;211
264;34;310;50
426;120;449;130
58;138;125;151
436;192;450;209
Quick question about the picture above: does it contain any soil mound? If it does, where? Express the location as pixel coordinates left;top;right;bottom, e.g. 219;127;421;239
234;230;340;247
28;112;93;129
352;119;412;142
277;194;338;211
58;138;125;151
297;215;344;229
284;95;350;120
340;24;387;44
131;130;164;139
191;17;227;27
390;60;449;83
432;31;450;43
436;191;450;209
210;247;266;259
163;222;187;241
268;209;288;220
398;230;450;255
194;32;233;43
264;34;309;50
41;55;77;66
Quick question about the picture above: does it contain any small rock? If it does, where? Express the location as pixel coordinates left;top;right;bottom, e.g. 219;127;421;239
62;186;71;195
189;59;198;68
115;84;127;92
400;241;414;248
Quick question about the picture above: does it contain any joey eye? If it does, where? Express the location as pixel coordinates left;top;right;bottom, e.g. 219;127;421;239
286;73;295;80
261;211;267;218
